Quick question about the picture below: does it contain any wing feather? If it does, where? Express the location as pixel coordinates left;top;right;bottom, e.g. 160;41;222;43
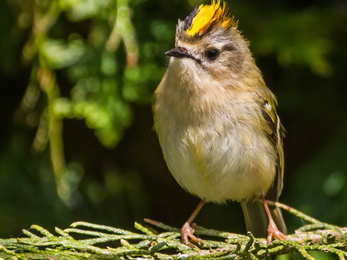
256;90;285;200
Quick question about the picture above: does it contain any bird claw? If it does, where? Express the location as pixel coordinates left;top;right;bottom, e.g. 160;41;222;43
267;219;286;243
181;222;205;248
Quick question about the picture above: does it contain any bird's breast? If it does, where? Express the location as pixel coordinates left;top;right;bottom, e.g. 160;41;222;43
155;101;277;203
154;68;277;202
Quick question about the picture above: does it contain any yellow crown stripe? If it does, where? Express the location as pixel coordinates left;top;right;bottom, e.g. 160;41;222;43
185;1;232;36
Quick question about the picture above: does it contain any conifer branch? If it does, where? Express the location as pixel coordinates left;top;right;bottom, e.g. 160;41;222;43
0;202;346;259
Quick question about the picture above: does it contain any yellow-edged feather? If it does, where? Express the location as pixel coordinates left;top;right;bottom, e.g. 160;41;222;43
185;1;232;36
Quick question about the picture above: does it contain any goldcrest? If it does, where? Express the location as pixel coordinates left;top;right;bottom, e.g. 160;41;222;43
154;0;286;245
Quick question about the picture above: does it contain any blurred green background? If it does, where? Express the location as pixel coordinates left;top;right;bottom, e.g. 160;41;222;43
0;0;347;258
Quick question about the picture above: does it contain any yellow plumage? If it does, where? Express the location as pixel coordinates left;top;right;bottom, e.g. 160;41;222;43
185;0;233;36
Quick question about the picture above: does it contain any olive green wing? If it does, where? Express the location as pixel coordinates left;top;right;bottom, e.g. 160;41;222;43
241;88;287;237
256;89;285;200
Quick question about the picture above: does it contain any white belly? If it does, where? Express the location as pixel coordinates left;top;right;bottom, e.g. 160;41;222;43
159;120;277;203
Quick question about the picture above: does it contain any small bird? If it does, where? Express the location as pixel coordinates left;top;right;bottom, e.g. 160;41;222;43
153;0;286;246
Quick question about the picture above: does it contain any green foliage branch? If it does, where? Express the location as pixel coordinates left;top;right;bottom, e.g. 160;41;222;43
12;0;145;207
1;201;346;260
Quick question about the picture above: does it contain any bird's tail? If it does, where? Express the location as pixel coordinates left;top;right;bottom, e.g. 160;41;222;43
241;200;287;238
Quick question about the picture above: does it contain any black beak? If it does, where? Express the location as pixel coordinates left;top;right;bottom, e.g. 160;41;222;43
165;47;200;63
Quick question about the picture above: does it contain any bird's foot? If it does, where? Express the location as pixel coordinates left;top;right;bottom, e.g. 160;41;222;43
181;222;205;248
267;219;286;243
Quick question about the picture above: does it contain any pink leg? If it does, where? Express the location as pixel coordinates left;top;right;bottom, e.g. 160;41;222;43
181;200;206;247
262;196;286;243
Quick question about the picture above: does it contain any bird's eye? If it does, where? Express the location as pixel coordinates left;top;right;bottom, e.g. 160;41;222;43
205;49;219;61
